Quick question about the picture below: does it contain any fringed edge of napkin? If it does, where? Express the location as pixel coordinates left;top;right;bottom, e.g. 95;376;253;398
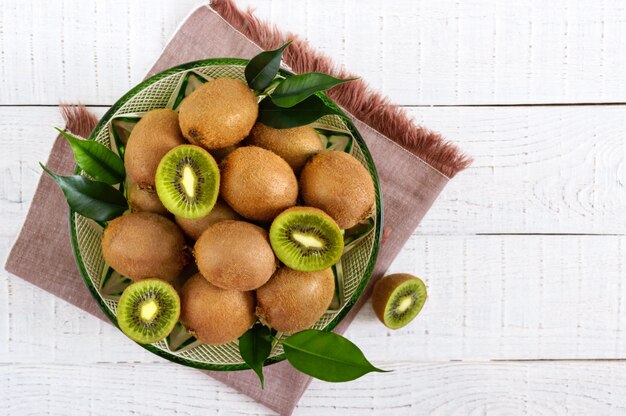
60;104;98;137
210;0;472;178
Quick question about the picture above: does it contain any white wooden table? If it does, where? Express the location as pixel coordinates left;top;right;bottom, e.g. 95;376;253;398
2;1;626;414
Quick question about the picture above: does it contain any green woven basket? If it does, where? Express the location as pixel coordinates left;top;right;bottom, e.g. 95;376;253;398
70;58;383;371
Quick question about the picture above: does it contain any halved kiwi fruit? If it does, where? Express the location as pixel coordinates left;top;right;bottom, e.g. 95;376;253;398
116;279;180;344
269;207;344;272
256;267;335;334
155;145;220;219
372;273;427;329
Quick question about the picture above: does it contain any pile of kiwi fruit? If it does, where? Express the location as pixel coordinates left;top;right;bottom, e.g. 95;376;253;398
102;76;385;346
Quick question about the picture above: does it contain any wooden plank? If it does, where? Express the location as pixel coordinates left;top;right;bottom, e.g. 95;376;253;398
2;361;626;415
301;361;626;415
3;0;626;105
0;0;200;106
2;234;625;363
0;105;623;236
408;105;626;235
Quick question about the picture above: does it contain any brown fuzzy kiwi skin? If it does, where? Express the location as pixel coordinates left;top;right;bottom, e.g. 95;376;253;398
179;273;256;345
246;123;323;174
127;180;168;215
210;145;237;163
124;109;186;188
300;151;375;229
220;146;298;222
256;267;335;334
101;212;187;282
371;273;417;324
194;220;276;291
178;78;258;150
175;198;241;240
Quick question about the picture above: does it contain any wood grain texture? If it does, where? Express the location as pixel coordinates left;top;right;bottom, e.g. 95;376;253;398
1;106;623;236
0;0;201;106
4;0;626;105
2;361;626;415
408;106;626;235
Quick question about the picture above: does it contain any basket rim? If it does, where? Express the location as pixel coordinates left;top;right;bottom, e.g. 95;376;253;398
69;57;383;371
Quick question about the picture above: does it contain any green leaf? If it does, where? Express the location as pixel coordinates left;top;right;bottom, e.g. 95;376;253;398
270;73;357;108
56;128;125;185
238;324;273;388
282;329;387;382
40;163;128;222
245;41;292;91
257;95;345;129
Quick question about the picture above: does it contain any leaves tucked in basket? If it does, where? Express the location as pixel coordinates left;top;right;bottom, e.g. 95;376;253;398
41;128;128;222
40;43;407;387
248;42;356;129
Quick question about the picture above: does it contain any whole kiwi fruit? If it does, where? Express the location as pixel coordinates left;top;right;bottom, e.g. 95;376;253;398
124;109;185;188
220;146;298;222
246;123;323;174
256;267;335;334
102;212;187;282
194;220;276;291
300;151;375;229
178;78;258;149
127;180;168;215
179;273;256;345
175;198;241;240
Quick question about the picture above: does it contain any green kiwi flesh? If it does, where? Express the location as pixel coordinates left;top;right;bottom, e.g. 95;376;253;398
269;207;344;272
116;279;181;344
372;273;427;329
155;145;220;219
